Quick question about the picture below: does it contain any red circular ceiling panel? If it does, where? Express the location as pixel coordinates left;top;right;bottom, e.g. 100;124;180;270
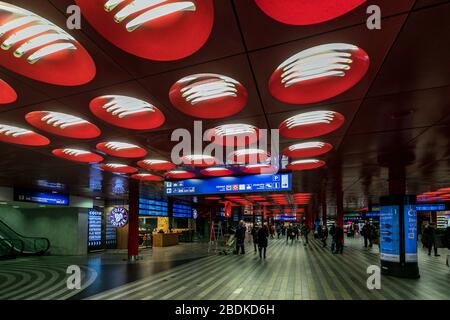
0;79;17;104
269;43;369;104
96;141;147;158
229;148;269;164
279;111;344;139
0;123;49;146
180;154;218;167
206;124;259;147
75;0;214;61
52;148;104;163
169;73;248;118
89;95;165;130
165;170;195;179
100;163;138;174
255;0;366;25
200;167;233;177
25;111;100;139
130;173;163;181
241;164;277;174
137;159;176;171
0;2;95;86
286;159;325;171
282;141;333;158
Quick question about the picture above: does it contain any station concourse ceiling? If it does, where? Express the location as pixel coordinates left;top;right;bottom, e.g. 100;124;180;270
0;0;449;212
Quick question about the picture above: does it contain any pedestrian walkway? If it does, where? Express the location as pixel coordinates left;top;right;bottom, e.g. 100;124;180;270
0;237;449;300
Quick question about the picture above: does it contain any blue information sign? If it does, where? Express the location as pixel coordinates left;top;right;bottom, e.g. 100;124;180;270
380;205;401;262
164;173;292;195
14;188;69;206
404;205;418;262
88;208;103;249
415;204;446;211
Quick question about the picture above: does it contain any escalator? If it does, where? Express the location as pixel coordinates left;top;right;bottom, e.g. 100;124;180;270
0;219;50;258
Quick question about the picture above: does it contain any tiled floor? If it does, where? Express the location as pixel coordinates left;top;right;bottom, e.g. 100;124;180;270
1;236;449;300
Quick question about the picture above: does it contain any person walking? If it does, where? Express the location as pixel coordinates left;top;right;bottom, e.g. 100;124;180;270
301;223;310;246
321;225;329;248
235;220;246;255
423;223;440;257
361;221;373;248
276;224;281;239
257;223;269;259
286;224;295;244
329;223;336;253
294;224;299;241
333;223;344;254
251;224;259;253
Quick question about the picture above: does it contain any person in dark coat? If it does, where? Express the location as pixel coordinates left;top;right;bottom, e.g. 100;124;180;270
333;223;344;254
423;223;440;256
257;223;269;259
286;224;295;244
235;220;246;254
329;224;336;252
301;223;310;246
361;221;373;248
251;225;259;253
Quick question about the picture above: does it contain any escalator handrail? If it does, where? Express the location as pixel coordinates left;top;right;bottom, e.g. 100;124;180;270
0;238;25;255
0;219;50;254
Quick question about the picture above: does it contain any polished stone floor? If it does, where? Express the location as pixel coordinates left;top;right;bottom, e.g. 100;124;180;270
1;236;449;300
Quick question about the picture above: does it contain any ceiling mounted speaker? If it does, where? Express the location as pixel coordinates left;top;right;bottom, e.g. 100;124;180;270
165;170;195;179
96;141;147;158
0;2;95;86
0;79;17;104
0;123;49;146
282;141;333;158
52;148;103;163
137;159;176;171
206;123;259;147
25;111;100;139
269;43;369;104
241;164;277;174
200;167;233;177
130;173;163;181
180;154;218;167
169;73;248;118
89;95;165;130
286;159;325;171
75;0;214;61
254;0;366;25
229;148;269;164
279;111;344;139
100;163;138;173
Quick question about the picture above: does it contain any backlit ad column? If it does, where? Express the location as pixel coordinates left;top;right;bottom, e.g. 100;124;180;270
128;179;139;261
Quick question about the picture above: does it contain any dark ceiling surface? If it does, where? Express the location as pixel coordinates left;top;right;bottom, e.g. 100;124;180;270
0;0;449;212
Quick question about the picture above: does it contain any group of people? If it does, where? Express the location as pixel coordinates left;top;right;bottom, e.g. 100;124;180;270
235;220;269;259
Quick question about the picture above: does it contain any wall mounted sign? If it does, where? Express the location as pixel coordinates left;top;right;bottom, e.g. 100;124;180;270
88;208;103;251
14;188;69;206
108;207;129;228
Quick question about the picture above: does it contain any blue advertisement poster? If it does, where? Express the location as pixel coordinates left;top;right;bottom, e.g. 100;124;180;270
404;205;418;262
380;205;400;262
88;209;103;250
165;173;292;195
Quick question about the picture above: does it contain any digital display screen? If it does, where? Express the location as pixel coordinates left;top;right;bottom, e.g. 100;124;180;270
404;205;417;262
14;188;69;206
274;215;296;221
164;173;292;195
105;216;117;248
88;209;103;249
173;202;192;218
139;198;168;216
415;204;446;211
380;205;401;262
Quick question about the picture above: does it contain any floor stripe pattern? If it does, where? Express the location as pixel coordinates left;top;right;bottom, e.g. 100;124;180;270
84;238;450;300
0;257;97;300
